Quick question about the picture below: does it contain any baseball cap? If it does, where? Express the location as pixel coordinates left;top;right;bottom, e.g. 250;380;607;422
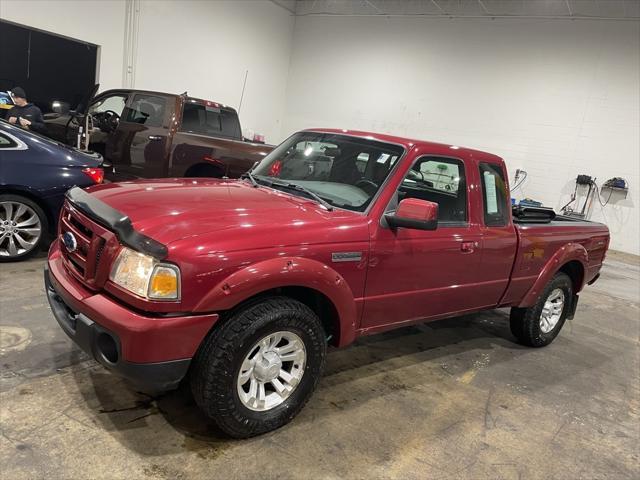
10;87;26;99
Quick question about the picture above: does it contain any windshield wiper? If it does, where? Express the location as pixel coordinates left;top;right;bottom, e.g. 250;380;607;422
240;170;259;188
270;181;334;211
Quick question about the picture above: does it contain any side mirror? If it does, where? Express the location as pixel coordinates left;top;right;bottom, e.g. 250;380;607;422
51;100;70;115
385;198;438;231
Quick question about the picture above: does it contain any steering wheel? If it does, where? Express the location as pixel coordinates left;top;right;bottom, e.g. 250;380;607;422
407;169;425;182
93;110;120;131
355;178;379;195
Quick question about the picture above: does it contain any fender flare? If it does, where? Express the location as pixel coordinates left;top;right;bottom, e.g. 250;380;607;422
518;243;588;308
194;257;359;346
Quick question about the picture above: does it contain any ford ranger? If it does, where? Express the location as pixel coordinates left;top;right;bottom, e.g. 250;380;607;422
44;129;610;438
44;88;273;181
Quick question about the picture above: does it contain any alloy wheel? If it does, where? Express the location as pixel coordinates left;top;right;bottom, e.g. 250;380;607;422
539;288;565;333
236;331;306;412
0;201;42;259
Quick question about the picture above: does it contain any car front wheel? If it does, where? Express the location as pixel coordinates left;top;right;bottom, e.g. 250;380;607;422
190;296;327;438
0;194;47;262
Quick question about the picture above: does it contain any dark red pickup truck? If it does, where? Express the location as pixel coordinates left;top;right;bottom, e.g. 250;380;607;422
44;89;272;181
45;129;609;438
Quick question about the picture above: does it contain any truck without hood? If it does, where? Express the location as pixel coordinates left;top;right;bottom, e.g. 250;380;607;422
45;129;609;438
44;89;273;181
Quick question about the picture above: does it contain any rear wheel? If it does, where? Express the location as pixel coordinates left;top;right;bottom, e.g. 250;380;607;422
0;195;47;262
190;297;326;438
510;272;573;347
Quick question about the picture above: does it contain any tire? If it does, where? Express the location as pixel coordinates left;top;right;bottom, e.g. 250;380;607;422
510;272;573;347
190;296;327;438
0;194;48;262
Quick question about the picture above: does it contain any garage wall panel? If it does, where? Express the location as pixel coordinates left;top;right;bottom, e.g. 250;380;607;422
133;0;294;143
282;17;640;255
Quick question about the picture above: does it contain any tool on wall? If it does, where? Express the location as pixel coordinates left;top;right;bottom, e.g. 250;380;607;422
600;177;629;204
561;174;596;218
561;175;630;218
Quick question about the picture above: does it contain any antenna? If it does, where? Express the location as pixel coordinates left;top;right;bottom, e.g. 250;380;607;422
238;69;248;113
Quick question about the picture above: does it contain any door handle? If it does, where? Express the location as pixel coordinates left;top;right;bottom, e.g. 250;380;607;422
461;241;478;253
148;135;162;141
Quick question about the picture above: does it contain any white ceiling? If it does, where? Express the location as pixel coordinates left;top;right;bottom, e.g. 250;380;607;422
272;0;640;19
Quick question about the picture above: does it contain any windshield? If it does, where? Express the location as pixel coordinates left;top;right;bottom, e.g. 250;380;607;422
252;132;404;211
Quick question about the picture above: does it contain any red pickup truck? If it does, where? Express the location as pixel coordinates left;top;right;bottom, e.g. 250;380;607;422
45;129;609;438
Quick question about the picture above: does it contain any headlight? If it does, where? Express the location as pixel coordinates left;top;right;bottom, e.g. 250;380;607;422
109;247;180;300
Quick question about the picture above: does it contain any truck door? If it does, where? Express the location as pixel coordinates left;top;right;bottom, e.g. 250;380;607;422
476;161;518;303
110;93;171;180
81;92;129;163
362;156;485;330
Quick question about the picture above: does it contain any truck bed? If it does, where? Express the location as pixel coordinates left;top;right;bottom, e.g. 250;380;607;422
513;211;600;226
501;218;610;306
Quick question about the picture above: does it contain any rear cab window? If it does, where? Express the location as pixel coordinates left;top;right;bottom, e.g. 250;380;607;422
479;162;509;226
180;99;242;140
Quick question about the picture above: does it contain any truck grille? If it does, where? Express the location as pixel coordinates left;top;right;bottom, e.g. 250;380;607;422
59;202;117;290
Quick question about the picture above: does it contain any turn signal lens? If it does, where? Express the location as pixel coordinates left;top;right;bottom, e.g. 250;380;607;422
148;265;180;300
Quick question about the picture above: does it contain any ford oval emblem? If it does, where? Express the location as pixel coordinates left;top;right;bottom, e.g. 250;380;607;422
62;232;78;253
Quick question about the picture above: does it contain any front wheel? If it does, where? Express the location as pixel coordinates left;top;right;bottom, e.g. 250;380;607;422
0;195;48;262
190;297;326;438
510;272;573;347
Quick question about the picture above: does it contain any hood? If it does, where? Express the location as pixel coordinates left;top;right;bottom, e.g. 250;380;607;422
85;179;363;249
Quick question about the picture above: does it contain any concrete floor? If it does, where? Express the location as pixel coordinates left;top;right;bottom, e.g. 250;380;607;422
1;251;638;479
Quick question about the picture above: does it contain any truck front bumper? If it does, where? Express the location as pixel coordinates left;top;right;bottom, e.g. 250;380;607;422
45;243;219;391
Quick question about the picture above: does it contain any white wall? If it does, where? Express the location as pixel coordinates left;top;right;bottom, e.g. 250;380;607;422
0;0;127;91
133;0;294;142
283;17;640;255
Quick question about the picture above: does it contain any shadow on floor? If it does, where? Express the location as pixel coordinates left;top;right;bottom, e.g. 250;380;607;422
67;309;609;456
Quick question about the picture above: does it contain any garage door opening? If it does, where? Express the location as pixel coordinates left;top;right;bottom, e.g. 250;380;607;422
0;20;98;114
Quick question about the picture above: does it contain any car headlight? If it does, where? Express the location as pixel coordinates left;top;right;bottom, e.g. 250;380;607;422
109;247;180;300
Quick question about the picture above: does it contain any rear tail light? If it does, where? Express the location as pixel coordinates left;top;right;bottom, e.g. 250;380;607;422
82;167;104;184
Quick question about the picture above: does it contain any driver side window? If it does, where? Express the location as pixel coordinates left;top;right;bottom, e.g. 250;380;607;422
123;94;167;127
88;95;127;117
398;156;467;224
